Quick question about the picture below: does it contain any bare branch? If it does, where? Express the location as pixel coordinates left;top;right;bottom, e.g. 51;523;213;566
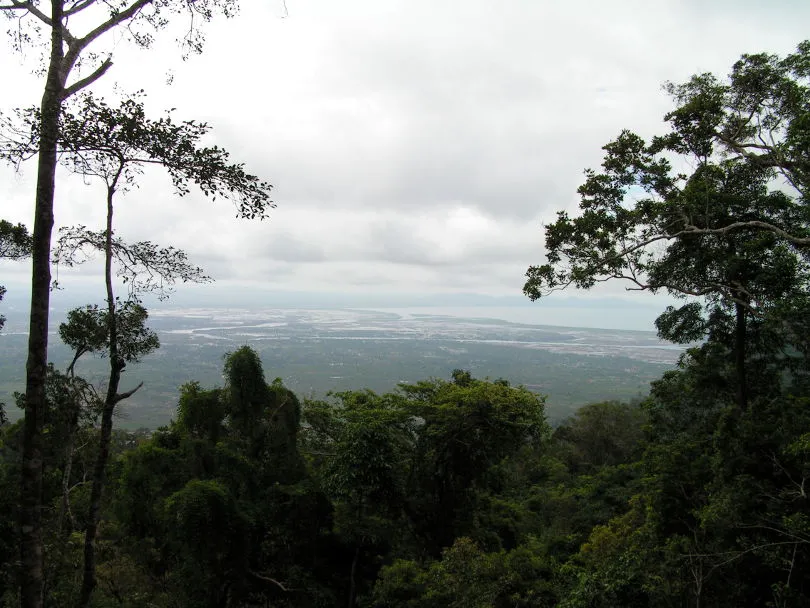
248;570;293;592
73;0;152;52
64;0;97;17
54;225;212;299
769;452;807;500
60;56;113;100
687;540;805;573
716;132;807;198
1;1;52;26
681;220;810;247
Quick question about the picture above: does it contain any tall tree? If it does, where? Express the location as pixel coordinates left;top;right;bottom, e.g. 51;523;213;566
0;4;245;605
116;350;313;606
57;301;162;606
524;41;810;412
306;390;410;607
304;374;548;558
224;345;272;436
522;42;810;607
400;375;547;552
12;93;272;606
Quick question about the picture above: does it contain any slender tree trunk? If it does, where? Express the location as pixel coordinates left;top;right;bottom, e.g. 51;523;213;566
77;395;117;608
58;427;76;535
59;367;80;536
348;546;360;608
21;3;65;607
78;182;121;608
734;301;748;412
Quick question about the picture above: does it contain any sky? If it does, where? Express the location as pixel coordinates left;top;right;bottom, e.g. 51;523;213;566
0;0;808;330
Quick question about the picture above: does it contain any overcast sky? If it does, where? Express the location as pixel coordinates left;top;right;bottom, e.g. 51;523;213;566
1;0;808;328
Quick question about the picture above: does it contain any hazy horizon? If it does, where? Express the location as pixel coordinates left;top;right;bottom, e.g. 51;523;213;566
0;281;672;333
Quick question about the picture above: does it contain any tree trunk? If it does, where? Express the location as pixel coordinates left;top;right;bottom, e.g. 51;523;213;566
734;301;748;412
58;427;76;535
77;398;117;608
77;182;121;608
21;3;65;607
59;369;83;535
348;546;360;608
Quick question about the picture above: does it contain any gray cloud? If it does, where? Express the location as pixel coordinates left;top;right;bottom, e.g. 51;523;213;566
2;0;808;301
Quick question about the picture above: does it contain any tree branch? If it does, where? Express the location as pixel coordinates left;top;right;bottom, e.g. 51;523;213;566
61;57;113;100
64;0;97;17
1;1;51;26
74;0;152;51
248;569;293;592
715;133;805;196
113;381;143;404
681;220;810;247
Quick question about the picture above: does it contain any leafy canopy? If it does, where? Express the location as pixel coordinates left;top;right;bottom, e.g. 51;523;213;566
524;41;810;343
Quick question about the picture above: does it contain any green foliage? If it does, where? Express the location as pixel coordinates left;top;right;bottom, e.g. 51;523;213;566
402;375;548;551
1;38;809;608
3;339;808;607
165;479;241;553
111;349;333;606
323;419;401;511
0;220;31;260
518;42;810;607
116;439;187;539
108;300;160;364
560;498;656;608
372;537;557;608
59;306;109;362
176;382;226;442
224;345;269;431
3;93;274;222
553;401;646;472
0;219;31;331
163;479;249;606
0;420;22;599
524;41;810;351
59;302;160;371
54;227;211;300
298;373;553;606
257;379;306;481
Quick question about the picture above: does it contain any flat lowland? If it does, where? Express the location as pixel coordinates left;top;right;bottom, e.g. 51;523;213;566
0;307;682;427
